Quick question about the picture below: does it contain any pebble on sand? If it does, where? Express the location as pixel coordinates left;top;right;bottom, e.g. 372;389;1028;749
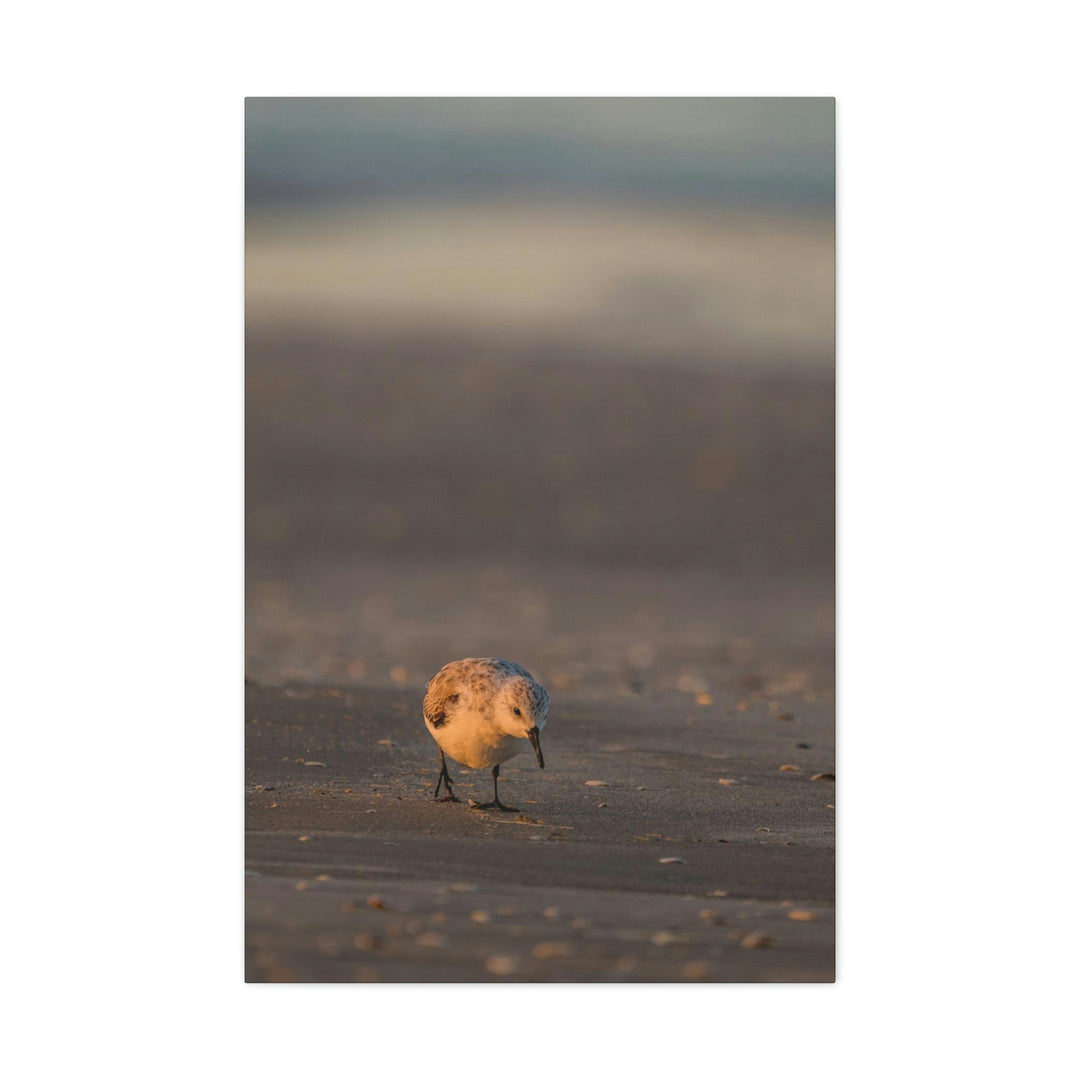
585;780;609;787
788;910;817;921
779;764;802;771
533;942;571;959
485;955;520;976
659;857;687;864
741;932;774;949
811;772;836;781
415;932;448;949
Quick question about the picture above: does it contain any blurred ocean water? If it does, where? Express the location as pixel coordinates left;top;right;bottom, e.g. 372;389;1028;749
246;99;834;682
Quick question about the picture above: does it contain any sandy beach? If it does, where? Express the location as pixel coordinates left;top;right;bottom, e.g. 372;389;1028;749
245;548;834;982
245;203;834;983
246;667;834;982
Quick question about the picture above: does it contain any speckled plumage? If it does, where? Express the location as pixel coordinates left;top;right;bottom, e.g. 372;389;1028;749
423;658;550;809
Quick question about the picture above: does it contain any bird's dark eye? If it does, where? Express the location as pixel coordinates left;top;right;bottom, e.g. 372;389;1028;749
514;707;521;715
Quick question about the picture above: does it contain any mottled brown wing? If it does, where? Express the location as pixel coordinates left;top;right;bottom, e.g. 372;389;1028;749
423;667;460;729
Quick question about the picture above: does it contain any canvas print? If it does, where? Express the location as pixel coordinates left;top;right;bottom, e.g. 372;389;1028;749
245;97;835;982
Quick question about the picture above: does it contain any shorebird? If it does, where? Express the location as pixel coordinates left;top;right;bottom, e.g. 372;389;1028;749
423;658;549;811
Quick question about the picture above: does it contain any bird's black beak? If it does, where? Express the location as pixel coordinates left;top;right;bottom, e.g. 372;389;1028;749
527;728;545;769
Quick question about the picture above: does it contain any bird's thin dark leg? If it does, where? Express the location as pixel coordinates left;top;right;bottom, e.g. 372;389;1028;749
471;763;517;812
434;749;459;802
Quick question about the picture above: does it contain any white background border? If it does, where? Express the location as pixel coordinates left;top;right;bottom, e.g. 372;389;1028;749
6;3;1077;1077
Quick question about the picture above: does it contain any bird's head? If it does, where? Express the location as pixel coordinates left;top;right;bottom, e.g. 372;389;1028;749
496;675;549;768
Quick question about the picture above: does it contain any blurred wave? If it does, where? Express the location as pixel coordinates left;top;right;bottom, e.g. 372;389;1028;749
247;98;834;210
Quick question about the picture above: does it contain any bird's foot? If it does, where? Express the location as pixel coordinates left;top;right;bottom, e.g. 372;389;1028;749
468;799;518;813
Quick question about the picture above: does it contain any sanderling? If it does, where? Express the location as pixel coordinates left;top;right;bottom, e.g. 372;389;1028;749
423;658;549;812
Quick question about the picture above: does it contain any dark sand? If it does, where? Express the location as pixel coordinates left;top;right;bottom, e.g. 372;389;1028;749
245;325;834;982
245;626;834;982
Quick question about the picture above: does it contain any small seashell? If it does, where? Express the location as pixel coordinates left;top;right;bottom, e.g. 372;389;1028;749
377;739;395;747
533;942;570;959
298;835;310;841
352;933;376;950
708;889;728;897
651;930;678;946
367;895;387;910
304;761;327;767
756;827;771;833
683;961;710;980
294;881;308;891
316;874;332;881
779;764;801;772
470;911;491;924
543;906;560;919
811;772;836;781
788;910;817;921
585;780;609;787
717;778;738;786
659;857;687;865
698;909;719;923
741;932;774;949
696;692;713;706
485;955;519;975
415;932;447;949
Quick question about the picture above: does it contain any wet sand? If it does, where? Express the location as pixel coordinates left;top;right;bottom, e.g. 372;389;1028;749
245;664;834;982
245;322;834;982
